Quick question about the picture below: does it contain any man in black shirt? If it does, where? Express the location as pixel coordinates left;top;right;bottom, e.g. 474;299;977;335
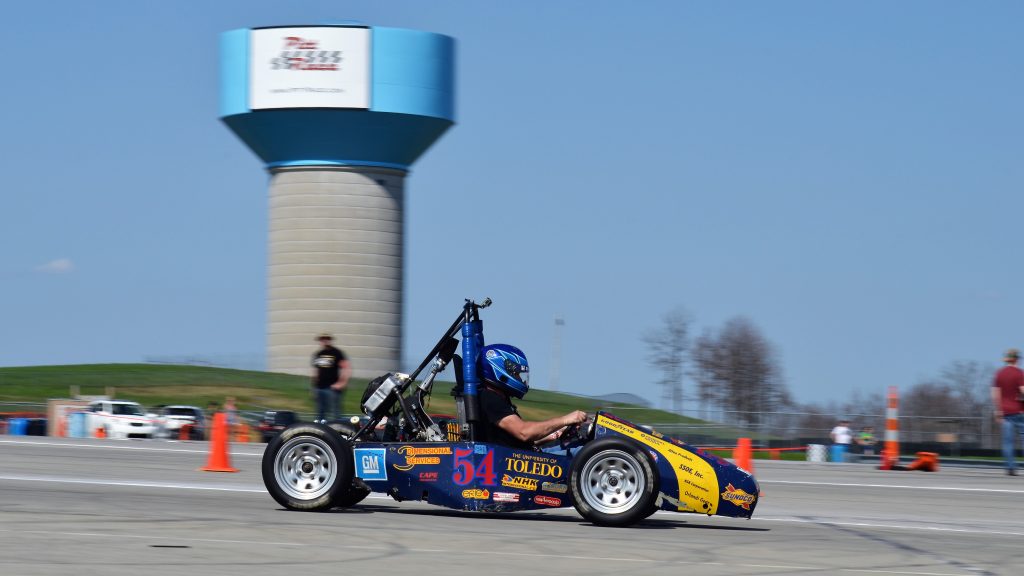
311;334;351;422
476;343;587;449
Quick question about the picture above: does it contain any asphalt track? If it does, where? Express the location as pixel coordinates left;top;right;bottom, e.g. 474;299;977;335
1;437;1022;576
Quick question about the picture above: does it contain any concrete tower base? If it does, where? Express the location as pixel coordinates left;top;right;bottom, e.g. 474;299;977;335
267;166;405;379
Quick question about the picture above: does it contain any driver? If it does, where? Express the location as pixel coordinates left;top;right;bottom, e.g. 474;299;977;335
476;344;588;450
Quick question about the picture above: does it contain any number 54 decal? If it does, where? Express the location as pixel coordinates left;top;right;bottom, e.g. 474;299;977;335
452;448;497;486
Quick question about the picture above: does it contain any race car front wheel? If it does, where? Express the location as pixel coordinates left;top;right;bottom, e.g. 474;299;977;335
570;437;659;527
262;423;354;511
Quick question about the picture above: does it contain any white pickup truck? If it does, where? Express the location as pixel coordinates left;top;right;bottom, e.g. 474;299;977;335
86;400;157;439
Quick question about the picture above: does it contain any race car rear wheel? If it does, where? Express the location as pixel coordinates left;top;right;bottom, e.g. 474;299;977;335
570;437;658;527
262;423;354;511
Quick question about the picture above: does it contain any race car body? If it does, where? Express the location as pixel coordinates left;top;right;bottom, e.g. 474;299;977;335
343;411;757;518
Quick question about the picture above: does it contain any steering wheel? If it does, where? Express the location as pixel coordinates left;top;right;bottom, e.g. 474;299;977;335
559;419;592;450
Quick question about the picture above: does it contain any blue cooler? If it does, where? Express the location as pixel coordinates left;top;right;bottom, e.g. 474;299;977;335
8;418;28;435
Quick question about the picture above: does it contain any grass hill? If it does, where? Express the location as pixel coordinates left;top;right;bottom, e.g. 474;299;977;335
0;364;699;426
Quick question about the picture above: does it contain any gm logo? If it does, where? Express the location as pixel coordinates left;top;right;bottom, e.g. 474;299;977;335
354;448;387;481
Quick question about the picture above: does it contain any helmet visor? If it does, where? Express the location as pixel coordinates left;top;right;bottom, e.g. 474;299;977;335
503;358;528;386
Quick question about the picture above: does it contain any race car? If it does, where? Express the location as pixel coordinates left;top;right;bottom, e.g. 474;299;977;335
262;299;759;526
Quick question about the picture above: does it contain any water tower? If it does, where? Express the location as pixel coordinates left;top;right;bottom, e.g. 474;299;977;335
219;24;455;377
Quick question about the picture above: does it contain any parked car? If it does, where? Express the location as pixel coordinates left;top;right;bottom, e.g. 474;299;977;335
86;400;157;439
256;410;298;442
154;405;206;440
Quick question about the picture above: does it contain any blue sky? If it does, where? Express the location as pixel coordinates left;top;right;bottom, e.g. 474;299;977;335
1;1;1021;407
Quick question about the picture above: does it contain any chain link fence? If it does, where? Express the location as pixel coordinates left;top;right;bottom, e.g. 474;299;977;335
604;407;1000;456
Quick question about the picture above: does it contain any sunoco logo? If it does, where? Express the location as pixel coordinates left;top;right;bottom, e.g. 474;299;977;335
270;37;342;71
721;483;756;510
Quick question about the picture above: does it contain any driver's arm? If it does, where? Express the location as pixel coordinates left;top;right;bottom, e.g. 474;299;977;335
497;411;587;444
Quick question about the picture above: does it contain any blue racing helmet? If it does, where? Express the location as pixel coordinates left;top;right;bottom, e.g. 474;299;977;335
477;344;530;399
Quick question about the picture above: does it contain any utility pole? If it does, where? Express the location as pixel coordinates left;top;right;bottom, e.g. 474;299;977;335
550;316;565;392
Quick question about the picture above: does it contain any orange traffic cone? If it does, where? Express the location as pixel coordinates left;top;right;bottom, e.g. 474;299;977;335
95;426;106;439
734;437;755;474
879;386;901;470
233;423;251;444
200;412;239;473
908;452;939;472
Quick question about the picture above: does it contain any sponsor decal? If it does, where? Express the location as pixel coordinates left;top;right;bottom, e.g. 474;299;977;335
354;448;387;481
462;488;490;500
721;484;756;510
541;482;568;494
685;490;713;511
683;478;710;494
418;471;439;482
500;474;538;491
474;444;489;455
596;414;720;515
492;492;520;503
504;456;563;478
392;445;452;471
533;495;562;507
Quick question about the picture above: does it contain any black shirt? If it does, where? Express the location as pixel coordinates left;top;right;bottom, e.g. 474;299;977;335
478;386;534;450
312;345;347;389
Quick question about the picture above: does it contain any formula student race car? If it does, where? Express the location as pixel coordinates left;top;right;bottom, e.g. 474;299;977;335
262;299;759;526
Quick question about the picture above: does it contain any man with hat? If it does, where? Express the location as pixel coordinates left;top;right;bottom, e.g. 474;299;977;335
992;348;1024;475
311;334;351;423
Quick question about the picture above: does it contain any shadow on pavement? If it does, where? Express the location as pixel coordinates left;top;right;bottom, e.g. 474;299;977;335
310;504;769;531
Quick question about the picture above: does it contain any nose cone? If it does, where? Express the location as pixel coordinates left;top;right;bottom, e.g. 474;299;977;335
719;471;759;517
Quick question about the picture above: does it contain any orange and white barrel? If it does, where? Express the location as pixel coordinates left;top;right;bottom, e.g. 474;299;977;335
880;386;900;470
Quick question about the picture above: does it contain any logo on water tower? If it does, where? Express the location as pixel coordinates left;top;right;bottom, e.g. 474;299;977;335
270;36;342;71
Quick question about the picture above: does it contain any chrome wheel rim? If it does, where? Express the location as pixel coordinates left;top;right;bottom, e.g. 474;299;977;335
273;436;337;501
580;449;645;515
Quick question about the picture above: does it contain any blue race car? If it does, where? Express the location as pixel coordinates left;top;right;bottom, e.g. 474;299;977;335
262;299;759;527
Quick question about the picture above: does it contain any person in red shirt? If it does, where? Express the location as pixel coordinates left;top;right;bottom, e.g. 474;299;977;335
992;348;1024;475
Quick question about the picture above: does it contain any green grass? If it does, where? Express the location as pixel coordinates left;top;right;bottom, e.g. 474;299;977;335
0;364;692;424
0;364;758;445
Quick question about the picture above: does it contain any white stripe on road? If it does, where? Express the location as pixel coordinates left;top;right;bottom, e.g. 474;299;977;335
0;473;393;498
761;479;1024;494
0;438;263;456
0;474;267;493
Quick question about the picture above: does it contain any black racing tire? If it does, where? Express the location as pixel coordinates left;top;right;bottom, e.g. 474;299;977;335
262;423;354;511
570;437;659;527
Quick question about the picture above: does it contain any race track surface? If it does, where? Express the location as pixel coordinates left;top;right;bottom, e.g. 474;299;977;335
1;437;1022;576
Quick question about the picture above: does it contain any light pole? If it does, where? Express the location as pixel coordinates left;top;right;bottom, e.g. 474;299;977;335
550;316;564;392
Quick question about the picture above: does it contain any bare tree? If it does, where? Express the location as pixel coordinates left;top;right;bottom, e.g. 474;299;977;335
691;316;789;428
642;308;691;415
